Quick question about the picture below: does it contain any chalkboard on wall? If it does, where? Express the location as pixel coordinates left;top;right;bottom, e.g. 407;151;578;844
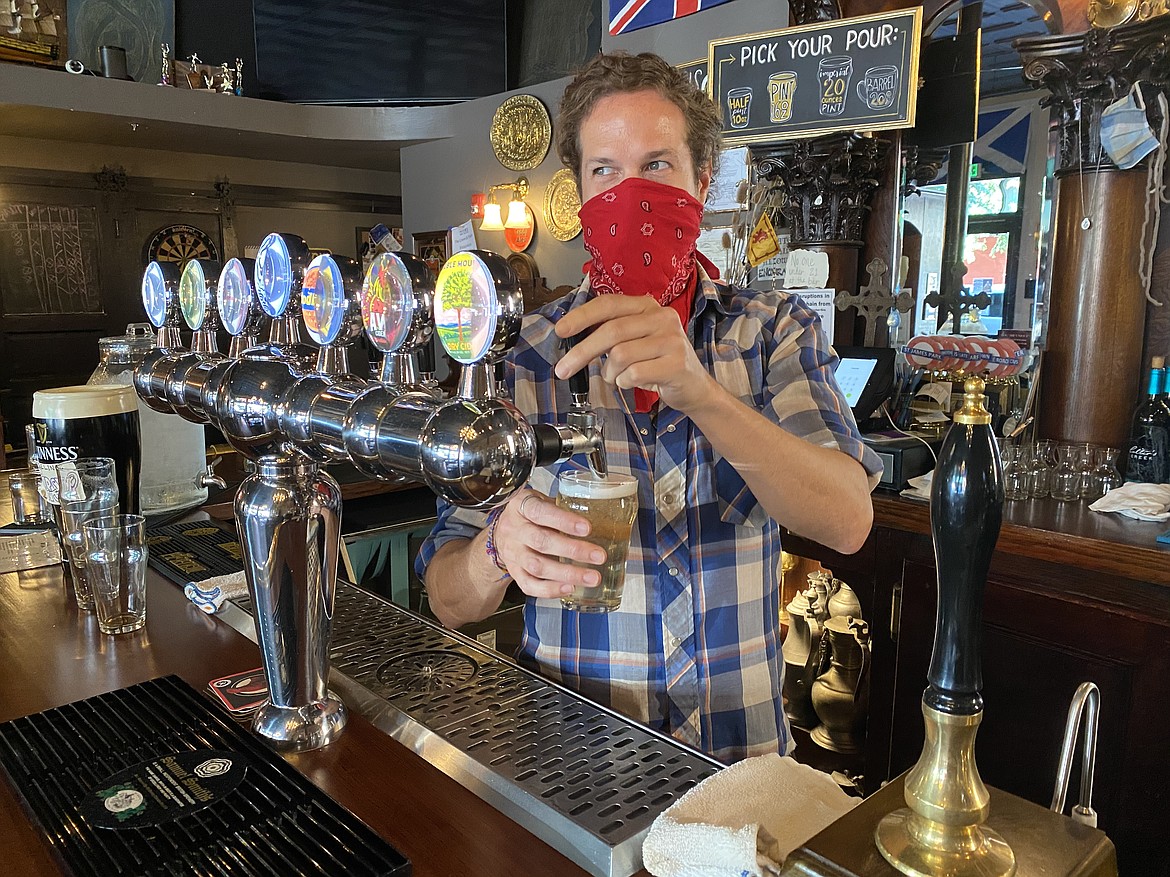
709;8;921;145
0;204;103;316
678;57;709;96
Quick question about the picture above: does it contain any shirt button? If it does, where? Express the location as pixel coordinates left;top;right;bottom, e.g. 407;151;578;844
666;424;676;433
671;636;682;648
640;427;649;436
668;567;679;576
663;493;677;505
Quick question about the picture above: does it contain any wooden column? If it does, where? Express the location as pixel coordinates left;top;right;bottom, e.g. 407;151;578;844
1045;170;1149;445
1018;20;1170;446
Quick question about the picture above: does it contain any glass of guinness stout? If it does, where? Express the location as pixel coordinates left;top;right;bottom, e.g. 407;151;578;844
32;386;142;517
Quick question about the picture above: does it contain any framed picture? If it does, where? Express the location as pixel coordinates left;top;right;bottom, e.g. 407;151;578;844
413;230;449;276
357;226;405;271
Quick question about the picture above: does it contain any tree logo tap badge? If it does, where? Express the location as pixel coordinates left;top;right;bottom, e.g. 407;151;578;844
434;252;498;364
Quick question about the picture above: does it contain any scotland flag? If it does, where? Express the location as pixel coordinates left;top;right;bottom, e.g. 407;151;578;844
608;0;737;36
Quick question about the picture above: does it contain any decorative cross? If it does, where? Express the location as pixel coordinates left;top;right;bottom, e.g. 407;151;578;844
924;261;992;334
836;258;914;346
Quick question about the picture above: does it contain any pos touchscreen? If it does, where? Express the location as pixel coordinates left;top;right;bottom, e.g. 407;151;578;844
832;346;895;424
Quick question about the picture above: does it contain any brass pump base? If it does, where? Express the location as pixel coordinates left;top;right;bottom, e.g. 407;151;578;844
875;703;1016;877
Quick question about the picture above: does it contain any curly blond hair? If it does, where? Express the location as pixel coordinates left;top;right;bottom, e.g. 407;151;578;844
555;52;722;187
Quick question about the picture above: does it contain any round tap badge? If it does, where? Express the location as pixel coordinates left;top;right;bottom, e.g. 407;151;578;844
217;258;253;336
301;253;347;345
141;260;171;328
361;252;415;353
255;232;293;318
178;260;210;330
434;251;497;364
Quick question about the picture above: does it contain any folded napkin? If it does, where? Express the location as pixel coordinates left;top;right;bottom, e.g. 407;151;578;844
184;571;249;614
642;753;858;877
1088;481;1170;521
899;470;933;503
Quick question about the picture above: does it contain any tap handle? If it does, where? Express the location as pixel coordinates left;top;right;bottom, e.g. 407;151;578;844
417;335;436;373
562;331;590;398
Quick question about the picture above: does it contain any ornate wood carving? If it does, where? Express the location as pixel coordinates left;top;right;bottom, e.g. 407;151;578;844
1017;17;1170;173
753;134;888;247
902;146;946;197
789;0;842;26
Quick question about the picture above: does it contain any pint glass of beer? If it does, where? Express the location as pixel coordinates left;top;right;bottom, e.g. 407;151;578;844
555;472;638;612
768;71;798;123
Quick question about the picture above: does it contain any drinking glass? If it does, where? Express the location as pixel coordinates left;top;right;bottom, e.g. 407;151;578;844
1052;443;1086;502
1025;440;1056;499
1089;447;1123;501
1001;444;1028;501
60;495;119;612
555;472;639;612
83;514;147;635
58;457;119;507
8;470;52;524
1076;444;1098;501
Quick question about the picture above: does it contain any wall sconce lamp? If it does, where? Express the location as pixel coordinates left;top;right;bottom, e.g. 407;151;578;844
476;177;531;232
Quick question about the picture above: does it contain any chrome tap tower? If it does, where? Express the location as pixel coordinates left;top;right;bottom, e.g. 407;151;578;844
134;235;605;752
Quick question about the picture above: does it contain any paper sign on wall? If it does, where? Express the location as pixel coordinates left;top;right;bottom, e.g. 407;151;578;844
791;288;835;347
784;249;830;288
450;220;477;254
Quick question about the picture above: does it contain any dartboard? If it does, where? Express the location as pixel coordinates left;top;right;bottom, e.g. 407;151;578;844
145;224;219;264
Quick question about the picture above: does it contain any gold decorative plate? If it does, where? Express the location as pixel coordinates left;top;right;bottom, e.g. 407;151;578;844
490;94;551;171
544;168;582;242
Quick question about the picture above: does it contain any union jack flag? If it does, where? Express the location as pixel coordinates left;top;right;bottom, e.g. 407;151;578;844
608;0;738;36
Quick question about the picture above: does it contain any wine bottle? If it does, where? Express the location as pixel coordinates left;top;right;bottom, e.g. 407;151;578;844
1124;356;1170;483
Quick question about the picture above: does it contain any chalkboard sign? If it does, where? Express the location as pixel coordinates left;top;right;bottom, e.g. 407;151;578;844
709;8;921;145
0;203;103;316
678;57;709;96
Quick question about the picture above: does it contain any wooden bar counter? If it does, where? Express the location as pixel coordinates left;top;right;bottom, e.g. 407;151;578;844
785;490;1170;874
0;556;618;876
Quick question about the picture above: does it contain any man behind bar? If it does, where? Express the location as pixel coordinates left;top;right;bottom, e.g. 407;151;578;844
417;52;881;763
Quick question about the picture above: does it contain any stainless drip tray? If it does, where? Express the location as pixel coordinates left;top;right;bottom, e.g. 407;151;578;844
219;582;721;877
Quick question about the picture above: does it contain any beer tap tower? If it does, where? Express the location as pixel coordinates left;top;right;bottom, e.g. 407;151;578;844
133;235;606;752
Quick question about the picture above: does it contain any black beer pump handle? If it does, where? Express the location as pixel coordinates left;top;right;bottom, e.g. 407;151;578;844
562;331;590;398
926;378;1004;716
417;336;436;373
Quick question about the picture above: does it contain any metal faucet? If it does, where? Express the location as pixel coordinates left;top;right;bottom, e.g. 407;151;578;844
133;241;601;752
559;331;608;477
1051;681;1100;827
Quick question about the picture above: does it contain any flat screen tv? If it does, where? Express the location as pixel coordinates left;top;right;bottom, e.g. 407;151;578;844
253;0;508;104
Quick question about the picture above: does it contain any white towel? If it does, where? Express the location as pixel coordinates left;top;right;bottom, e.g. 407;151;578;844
1088;481;1170;521
642;754;858;877
184;571;249;614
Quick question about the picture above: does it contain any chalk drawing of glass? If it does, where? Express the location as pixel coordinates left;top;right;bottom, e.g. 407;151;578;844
817;56;853;117
856;65;899;110
726;87;753;129
768;72;798;123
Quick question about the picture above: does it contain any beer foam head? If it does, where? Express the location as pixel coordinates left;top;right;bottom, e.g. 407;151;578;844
32;385;138;420
558;471;638;499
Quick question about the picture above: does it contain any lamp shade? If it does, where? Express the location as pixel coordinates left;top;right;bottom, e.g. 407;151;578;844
480;201;505;231
505;199;531;230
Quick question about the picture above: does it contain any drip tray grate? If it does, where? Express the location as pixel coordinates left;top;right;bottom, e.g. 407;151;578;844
227;582;720;877
0;675;409;877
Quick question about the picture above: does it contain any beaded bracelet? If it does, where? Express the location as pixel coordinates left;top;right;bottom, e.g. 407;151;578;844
484;506;511;579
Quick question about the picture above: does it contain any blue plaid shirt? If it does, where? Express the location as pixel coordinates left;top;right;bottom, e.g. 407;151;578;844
416;270;881;763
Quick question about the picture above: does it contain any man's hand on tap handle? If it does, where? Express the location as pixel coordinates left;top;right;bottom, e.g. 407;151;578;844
490;489;606;600
554;295;720;417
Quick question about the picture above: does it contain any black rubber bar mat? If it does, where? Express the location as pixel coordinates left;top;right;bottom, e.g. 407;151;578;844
0;675;410;876
146;520;243;587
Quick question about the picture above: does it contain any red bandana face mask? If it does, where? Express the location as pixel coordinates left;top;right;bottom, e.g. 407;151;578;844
578;177;705;307
577;177;716;413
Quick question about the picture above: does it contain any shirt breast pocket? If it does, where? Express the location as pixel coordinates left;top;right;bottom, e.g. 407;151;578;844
697;341;768;528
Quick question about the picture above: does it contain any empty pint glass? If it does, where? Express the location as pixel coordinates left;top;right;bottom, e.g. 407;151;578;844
556;472;638;612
